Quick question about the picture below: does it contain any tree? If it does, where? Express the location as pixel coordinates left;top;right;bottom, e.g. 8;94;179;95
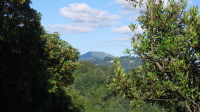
43;32;83;112
0;0;81;111
109;0;200;112
0;0;49;111
37;30;82;112
43;32;80;93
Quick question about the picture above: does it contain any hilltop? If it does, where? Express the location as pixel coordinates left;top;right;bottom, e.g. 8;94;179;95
79;51;141;73
79;51;114;61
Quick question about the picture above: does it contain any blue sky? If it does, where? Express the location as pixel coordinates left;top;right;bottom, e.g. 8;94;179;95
30;0;199;56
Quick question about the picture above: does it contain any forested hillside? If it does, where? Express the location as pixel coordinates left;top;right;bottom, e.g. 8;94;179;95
79;51;114;61
79;51;141;73
70;61;166;112
1;0;199;112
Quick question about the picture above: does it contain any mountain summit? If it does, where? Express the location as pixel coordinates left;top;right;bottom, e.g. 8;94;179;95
79;51;114;61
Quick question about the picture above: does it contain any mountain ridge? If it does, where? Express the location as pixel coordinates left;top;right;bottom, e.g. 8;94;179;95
78;51;141;73
79;51;115;61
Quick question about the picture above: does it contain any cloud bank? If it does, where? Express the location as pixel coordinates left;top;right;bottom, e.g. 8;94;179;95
46;3;121;34
60;3;120;22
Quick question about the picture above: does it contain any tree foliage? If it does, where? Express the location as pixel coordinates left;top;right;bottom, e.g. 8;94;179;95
0;0;82;111
109;0;200;112
43;32;82;112
43;32;80;93
72;60;165;112
80;56;141;73
0;0;49;111
72;61;131;112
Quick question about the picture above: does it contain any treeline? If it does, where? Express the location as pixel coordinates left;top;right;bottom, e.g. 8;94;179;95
81;56;141;73
70;61;166;112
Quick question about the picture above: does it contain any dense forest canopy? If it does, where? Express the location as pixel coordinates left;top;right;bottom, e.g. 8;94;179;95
72;61;166;112
109;0;200;112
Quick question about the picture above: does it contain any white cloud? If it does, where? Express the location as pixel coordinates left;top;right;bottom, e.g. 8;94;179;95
47;24;94;34
112;25;144;34
113;0;146;15
134;25;144;34
46;21;120;34
115;0;134;10
112;25;132;34
46;3;121;34
113;0;178;15
60;3;120;22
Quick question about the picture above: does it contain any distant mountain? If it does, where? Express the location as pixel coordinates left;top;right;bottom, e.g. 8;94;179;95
79;51;141;73
79;51;114;61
